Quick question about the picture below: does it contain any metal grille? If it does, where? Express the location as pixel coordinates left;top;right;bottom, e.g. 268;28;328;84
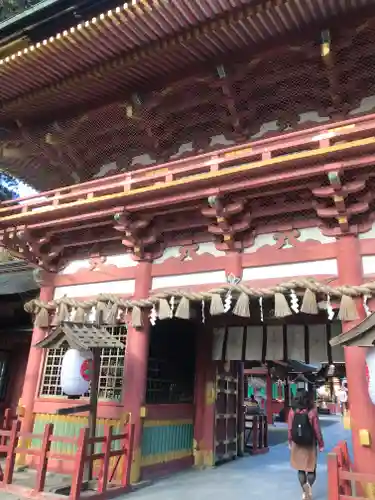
39;325;126;401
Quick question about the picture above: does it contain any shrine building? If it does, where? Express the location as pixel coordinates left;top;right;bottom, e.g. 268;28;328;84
0;0;375;487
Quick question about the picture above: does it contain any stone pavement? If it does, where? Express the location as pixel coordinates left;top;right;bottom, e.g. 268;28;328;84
127;416;351;500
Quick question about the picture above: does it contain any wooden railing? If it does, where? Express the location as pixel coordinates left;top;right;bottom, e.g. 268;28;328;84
1;112;375;223
0;419;134;500
328;440;375;500
244;414;269;455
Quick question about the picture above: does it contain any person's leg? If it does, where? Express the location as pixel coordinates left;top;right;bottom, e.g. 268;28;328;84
298;470;307;488
307;469;316;485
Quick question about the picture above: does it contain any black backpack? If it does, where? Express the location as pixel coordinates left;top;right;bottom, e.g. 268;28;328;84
291;411;315;446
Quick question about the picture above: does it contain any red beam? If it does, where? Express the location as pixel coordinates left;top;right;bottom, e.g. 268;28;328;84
1;137;375;228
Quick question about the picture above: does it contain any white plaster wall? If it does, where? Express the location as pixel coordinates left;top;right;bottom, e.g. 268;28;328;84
152;270;226;290
54;280;135;299
242;259;337;281
154;242;225;264
245;227;335;254
362;256;375;276
59;254;137;275
359;222;375;240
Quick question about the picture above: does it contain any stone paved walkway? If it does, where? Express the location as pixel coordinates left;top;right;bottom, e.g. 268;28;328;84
127;416;351;500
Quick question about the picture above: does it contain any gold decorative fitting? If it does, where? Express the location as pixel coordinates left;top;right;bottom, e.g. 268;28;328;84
224;235;231;241
338;216;348;224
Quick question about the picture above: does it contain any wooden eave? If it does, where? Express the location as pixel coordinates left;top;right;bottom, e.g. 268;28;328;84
2;12;375;191
0;0;372;121
34;322;125;349
330;314;375;347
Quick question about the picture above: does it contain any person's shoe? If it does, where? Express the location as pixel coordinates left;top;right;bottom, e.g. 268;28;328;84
303;483;312;500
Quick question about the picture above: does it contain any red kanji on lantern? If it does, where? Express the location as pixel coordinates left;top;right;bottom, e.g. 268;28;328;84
80;359;93;382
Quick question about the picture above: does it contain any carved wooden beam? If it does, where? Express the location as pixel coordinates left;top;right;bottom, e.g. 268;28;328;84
312;171;371;235
113;211;162;261
201;196;252;251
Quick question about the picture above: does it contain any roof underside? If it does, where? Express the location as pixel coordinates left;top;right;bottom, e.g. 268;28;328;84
0;12;375;190
35;322;125;349
0;0;372;114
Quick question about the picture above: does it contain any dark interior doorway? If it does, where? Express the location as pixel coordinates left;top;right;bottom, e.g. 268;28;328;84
146;319;196;405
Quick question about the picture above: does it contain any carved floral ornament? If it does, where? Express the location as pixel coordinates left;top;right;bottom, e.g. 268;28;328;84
24;278;375;329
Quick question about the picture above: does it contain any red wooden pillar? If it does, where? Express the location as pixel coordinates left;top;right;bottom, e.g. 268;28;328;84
193;324;216;467
225;251;242;278
122;261;152;484
17;280;54;466
19;282;54;433
337;235;375;473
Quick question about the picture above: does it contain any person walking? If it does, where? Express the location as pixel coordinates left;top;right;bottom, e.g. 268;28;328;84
288;390;324;500
337;382;349;416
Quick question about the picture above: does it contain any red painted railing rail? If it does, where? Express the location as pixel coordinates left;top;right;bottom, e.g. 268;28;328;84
1;112;375;223
0;416;134;500
328;440;375;500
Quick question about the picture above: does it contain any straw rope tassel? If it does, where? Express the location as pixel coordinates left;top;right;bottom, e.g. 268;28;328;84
300;288;319;315
158;299;172;320
131;306;143;328
233;292;250;318
210;294;225;315
175;297;190;320
274;293;292;317
338;295;359;321
34;306;50;328
73;306;87;323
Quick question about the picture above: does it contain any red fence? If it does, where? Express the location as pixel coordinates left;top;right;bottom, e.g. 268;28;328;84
0;419;134;500
328;440;375;500
244;415;269;455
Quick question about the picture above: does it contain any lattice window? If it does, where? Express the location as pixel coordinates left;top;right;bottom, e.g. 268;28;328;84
39;325;126;401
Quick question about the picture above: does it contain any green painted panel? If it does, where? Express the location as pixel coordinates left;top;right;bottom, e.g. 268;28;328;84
141;424;193;458
32;415;121;454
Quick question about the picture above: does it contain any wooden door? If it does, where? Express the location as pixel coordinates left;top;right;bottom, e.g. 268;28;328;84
214;361;239;463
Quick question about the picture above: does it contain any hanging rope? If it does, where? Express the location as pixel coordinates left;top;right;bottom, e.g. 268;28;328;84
24;277;375;328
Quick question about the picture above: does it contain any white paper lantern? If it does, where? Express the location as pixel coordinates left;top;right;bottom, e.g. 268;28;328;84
60;349;93;396
365;348;375;405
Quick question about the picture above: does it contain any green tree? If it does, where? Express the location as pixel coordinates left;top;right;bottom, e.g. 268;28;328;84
0;171;19;201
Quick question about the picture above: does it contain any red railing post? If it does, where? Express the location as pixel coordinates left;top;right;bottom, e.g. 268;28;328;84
263;416;268;448
328;452;340;500
3;420;20;484
70;427;89;500
1;409;12;447
35;423;54;492
252;416;259;453
98;425;113;493
121;424;134;487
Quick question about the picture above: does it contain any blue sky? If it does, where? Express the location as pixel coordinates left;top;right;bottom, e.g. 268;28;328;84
17;181;39;198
